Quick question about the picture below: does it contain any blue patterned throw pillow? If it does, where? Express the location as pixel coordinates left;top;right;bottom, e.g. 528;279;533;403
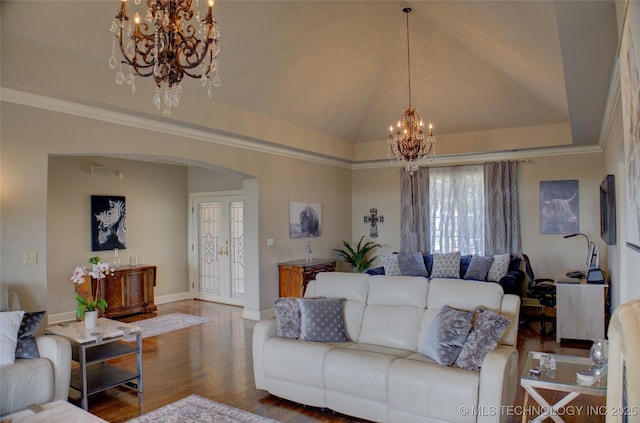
398;252;428;277
15;311;46;359
430;251;461;278
297;298;348;342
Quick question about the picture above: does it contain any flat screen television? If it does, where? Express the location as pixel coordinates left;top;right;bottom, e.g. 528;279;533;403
600;174;616;245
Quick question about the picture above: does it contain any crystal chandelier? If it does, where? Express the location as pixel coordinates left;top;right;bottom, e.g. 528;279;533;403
109;0;221;116
388;5;435;173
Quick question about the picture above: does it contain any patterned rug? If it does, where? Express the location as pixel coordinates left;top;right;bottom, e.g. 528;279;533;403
125;394;279;423
127;313;211;340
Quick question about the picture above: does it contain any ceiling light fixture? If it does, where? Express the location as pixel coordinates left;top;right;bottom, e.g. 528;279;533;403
109;0;221;116
388;4;435;173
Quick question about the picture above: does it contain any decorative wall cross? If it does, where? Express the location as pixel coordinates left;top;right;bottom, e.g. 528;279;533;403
364;208;384;238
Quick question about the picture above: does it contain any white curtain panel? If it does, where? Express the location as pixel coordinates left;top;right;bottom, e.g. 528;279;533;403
429;165;485;255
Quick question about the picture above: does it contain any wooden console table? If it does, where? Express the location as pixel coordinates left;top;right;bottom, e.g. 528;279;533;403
278;259;336;297
81;265;157;318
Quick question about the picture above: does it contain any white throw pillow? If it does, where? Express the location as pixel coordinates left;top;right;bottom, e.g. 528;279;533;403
0;310;25;365
487;254;510;282
382;254;401;276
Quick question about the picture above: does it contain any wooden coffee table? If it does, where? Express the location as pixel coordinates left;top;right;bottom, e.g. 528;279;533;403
0;400;107;422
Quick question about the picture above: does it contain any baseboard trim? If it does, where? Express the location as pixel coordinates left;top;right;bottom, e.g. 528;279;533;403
155;292;193;305
243;307;275;321
47;311;77;325
47;293;271;325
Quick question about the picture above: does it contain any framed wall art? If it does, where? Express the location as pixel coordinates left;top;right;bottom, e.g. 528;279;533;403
539;180;579;234
620;0;640;251
289;202;321;239
600;174;616;245
91;195;127;251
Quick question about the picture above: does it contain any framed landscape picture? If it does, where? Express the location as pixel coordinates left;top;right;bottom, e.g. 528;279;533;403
91;195;127;251
539;180;579;234
289;202;321;239
620;0;640;251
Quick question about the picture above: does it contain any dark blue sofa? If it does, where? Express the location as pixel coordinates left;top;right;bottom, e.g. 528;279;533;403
365;254;525;297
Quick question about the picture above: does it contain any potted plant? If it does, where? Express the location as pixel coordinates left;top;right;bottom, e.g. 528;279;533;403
71;256;111;328
333;236;381;273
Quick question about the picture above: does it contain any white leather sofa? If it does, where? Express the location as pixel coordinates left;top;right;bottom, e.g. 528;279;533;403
0;289;72;416
253;273;520;423
606;300;640;423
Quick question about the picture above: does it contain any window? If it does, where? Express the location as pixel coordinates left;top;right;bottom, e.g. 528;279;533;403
429;165;484;255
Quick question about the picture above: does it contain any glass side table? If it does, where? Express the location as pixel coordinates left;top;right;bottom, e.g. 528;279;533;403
47;318;143;410
520;351;607;423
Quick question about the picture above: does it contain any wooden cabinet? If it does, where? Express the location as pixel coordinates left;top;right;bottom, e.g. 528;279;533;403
278;259;336;297
555;279;608;343
97;265;157;318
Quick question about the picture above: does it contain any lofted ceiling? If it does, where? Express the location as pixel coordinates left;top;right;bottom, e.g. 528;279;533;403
0;1;620;162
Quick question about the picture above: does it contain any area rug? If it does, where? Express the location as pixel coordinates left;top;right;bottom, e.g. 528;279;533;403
126;313;211;340
125;394;279;423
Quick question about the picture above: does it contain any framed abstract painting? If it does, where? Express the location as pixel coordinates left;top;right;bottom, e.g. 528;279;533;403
91;195;126;251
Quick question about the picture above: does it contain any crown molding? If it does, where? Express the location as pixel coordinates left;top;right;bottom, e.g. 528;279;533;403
598;58;621;150
2;87;603;172
352;144;603;170
0;87;352;169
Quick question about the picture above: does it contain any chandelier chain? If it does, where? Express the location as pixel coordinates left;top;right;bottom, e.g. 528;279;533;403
388;4;436;173
406;10;412;108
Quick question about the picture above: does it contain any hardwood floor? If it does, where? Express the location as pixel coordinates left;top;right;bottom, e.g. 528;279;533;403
86;300;605;423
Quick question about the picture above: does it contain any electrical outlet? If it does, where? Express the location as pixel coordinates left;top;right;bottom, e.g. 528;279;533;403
266;238;275;247
23;251;38;264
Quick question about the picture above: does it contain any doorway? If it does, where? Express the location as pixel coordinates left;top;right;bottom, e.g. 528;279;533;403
190;192;244;306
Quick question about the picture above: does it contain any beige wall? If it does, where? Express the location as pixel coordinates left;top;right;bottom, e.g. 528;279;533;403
351;167;402;263
1;102;352;320
47;156;189;317
187;165;244;193
519;154;605;277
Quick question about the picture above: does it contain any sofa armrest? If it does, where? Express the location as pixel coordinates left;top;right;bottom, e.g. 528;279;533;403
477;345;519;423
499;294;520;347
498;270;524;296
36;335;71;402
252;318;277;390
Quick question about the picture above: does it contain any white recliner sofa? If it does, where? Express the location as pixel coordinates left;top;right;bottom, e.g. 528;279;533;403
606;299;640;423
0;288;72;416
253;273;520;423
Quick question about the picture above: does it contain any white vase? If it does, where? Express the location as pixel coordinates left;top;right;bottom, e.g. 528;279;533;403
84;310;98;329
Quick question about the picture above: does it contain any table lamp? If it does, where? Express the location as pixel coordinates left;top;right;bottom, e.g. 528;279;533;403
563;233;605;284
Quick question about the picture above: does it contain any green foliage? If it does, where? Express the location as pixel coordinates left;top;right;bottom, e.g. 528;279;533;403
333;236;381;273
88;256;102;265
75;292;107;319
